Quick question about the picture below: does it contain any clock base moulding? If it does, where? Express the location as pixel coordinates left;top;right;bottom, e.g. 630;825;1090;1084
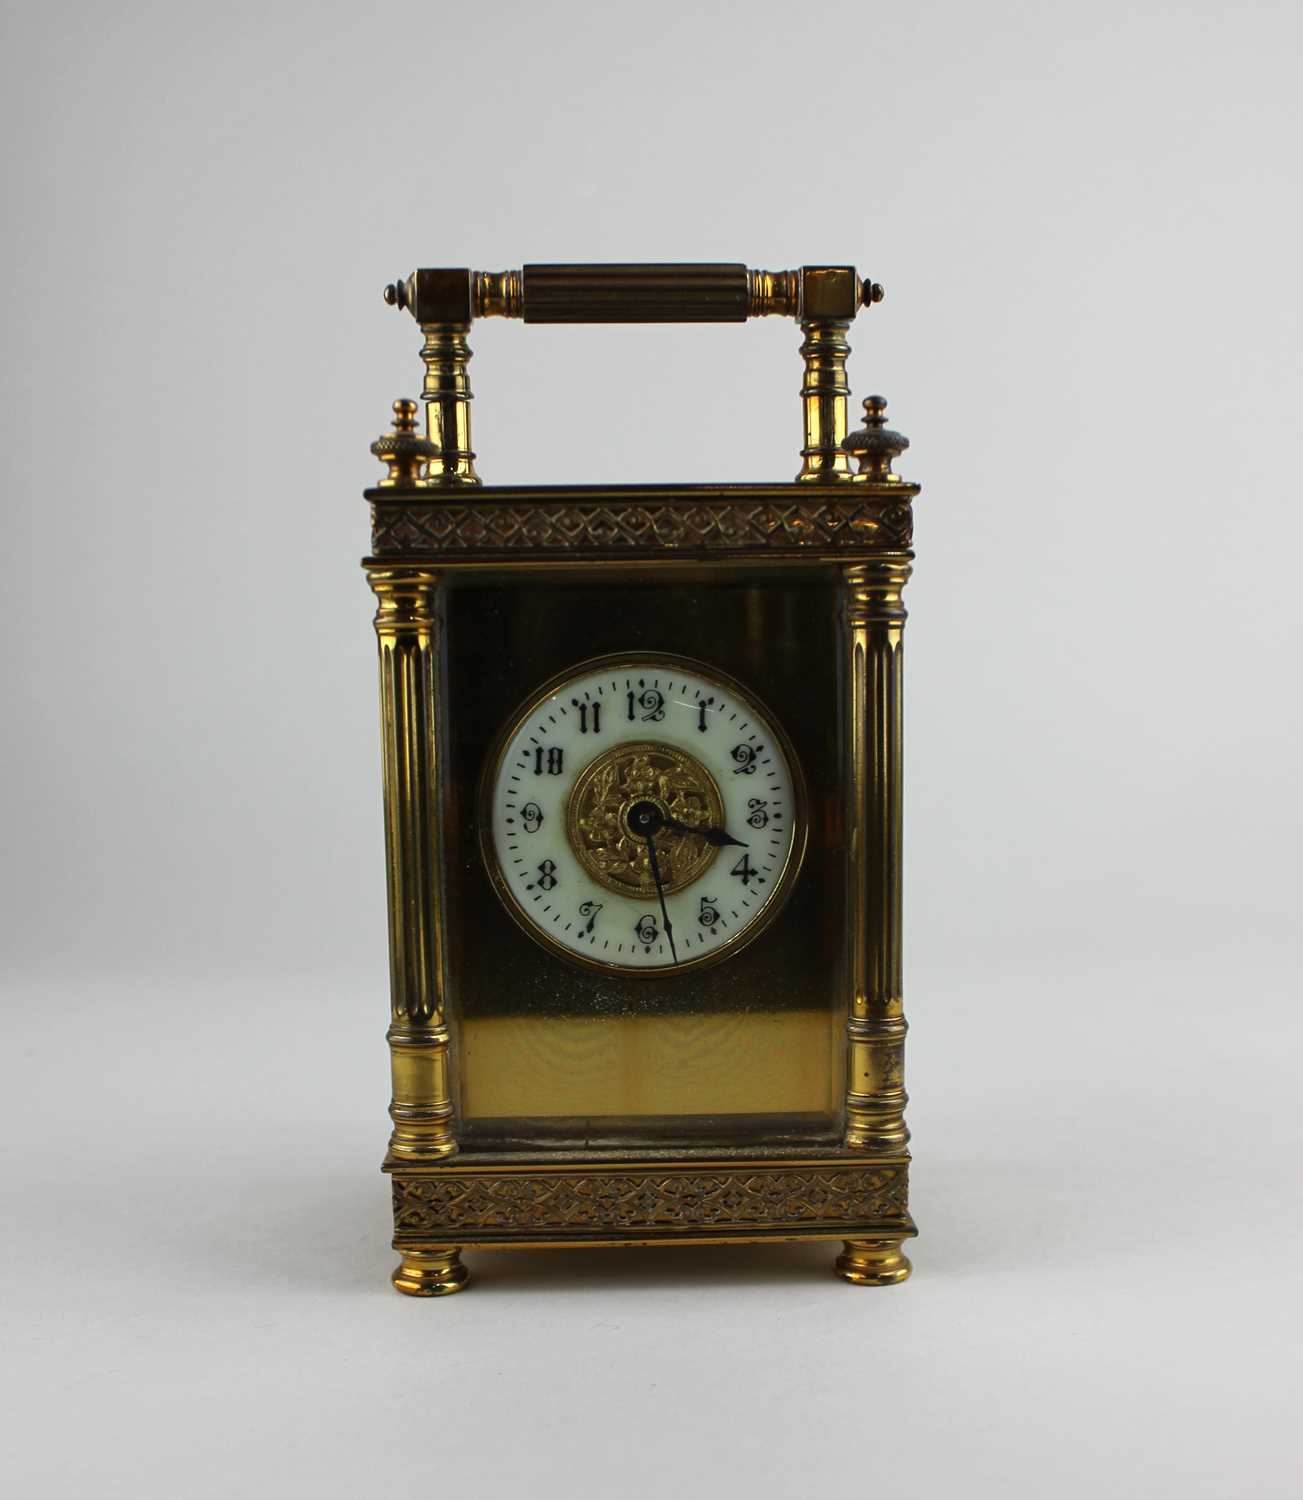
384;1153;916;1293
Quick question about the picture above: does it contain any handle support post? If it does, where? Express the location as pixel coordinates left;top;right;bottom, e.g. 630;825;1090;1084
418;323;479;487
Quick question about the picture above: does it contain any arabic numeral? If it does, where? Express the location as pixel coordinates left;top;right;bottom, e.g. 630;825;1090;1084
533;746;564;776
696;696;716;732
526;859;558;892
579;899;603;934
520;801;544;833
730;743;758;775
746;798;769;829
627;687;665;723
698;896;720;928
634;913;659;946
730;852;761;887
572;699;602;734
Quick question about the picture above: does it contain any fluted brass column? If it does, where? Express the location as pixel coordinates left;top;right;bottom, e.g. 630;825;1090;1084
368;566;457;1162
843;559;911;1152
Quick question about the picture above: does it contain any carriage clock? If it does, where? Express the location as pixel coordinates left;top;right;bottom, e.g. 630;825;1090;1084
362;263;920;1295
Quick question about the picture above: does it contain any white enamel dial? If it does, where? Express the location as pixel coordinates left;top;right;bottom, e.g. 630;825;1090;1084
482;654;806;975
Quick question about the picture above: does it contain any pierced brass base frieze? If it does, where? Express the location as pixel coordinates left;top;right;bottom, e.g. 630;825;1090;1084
389;1157;913;1248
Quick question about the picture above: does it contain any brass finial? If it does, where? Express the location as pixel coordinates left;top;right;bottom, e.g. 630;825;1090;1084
843;395;909;481
383;280;408;310
862;281;885;307
370;399;437;488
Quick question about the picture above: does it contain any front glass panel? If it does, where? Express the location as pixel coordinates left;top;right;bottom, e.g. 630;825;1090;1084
444;573;846;1151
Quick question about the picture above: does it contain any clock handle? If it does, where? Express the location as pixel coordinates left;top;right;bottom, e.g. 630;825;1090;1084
383;264;884;324
380;264;885;484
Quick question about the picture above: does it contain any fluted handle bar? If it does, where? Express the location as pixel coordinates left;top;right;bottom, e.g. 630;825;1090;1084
383;264;884;325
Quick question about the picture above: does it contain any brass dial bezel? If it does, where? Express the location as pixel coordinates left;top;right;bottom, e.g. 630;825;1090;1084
477;651;809;978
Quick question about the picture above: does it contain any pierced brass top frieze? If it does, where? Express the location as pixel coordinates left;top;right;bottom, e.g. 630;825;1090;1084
368;484;917;560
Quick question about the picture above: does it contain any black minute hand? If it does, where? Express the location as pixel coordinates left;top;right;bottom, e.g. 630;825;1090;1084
659;813;748;848
642;835;679;965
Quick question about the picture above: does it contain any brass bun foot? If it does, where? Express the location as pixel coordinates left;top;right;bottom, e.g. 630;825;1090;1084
392;1248;470;1297
835;1237;913;1286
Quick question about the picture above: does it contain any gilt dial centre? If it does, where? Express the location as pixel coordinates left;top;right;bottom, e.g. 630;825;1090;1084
566;741;723;899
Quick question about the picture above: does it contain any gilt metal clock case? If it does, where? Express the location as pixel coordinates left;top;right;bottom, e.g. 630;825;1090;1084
363;262;920;1296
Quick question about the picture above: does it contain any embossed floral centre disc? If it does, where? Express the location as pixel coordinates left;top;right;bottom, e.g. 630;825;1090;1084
565;741;724;898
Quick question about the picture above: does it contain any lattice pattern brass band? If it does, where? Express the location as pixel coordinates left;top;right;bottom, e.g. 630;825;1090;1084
392;1163;910;1237
371;495;914;556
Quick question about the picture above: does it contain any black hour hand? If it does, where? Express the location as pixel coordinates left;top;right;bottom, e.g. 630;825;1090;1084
660;814;748;848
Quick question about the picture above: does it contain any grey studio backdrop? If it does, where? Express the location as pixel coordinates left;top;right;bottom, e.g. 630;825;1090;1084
3;2;1300;1496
